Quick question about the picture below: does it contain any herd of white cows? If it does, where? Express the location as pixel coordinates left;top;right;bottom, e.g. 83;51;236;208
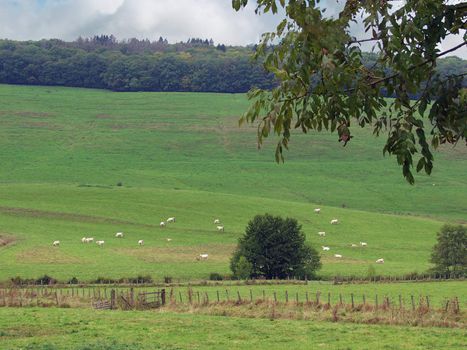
52;210;385;264
52;216;225;261
314;208;384;264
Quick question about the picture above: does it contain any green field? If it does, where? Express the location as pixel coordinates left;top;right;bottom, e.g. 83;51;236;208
0;84;466;281
0;308;465;350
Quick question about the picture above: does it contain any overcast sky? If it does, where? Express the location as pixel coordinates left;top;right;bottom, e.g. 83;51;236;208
1;0;465;58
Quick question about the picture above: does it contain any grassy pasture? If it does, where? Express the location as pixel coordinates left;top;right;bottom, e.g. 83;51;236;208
0;183;451;280
0;84;465;281
0;308;465;350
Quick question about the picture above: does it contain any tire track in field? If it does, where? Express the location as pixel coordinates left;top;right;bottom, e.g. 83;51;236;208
0;206;157;228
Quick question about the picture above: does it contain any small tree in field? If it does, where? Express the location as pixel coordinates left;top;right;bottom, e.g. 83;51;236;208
430;225;466;274
230;214;321;279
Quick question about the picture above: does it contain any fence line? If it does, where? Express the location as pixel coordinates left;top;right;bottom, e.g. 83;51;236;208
0;286;462;314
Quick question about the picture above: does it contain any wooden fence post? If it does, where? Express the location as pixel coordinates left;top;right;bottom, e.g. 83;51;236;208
262;290;266;301
339;294;343;305
250;289;253;302
375;295;378;309
295;292;299;304
351;293;354;309
226;289;230;301
179;291;183;303
363;294;366;305
161;289;166;305
197;291;200;304
316;291;320;304
425;296;430;309
285;290;288;303
216;290;220;302
305;291;309;303
110;289;116;309
273;291;277;303
327;292;331;306
237;291;242;302
411;295;415;311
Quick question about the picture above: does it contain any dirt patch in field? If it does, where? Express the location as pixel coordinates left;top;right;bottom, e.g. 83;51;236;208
321;256;368;265
114;244;236;263
0;206;156;228
0;234;16;248
16;247;84;264
0;111;54;118
96;114;114;119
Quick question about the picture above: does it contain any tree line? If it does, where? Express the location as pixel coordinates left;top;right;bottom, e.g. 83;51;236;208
0;36;465;93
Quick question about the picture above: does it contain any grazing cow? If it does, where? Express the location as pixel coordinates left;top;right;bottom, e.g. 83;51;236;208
138;240;144;245
376;258;384;264
318;231;326;237
167;217;175;223
334;254;342;258
351;243;357;247
115;232;124;238
96;240;105;246
314;208;321;214
360;242;367;247
198;253;209;260
166;238;172;242
81;237;87;243
214;219;221;224
160;221;166;228
322;246;330;251
52;240;60;246
216;225;224;232
85;237;94;243
330;219;339;225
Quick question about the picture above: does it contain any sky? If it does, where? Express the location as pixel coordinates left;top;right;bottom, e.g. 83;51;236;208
0;0;465;58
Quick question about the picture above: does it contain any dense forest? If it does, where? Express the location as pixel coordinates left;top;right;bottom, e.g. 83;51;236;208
0;35;465;93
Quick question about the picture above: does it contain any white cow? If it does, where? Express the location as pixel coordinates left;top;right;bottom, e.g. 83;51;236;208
360;242;367;247
330;219;339;225
96;240;105;246
85;237;94;243
376;258;385;264
160;221;166;228
199;253;209;260
52;240;60;246
334;254;342;258
322;246;330;251
167;217;175;223
214;219;221;224
314;208;321;214
166;238;172;242
216;225;224;232
81;237;87;243
138;240;144;245
115;232;124;238
351;243;358;248
318;231;326;237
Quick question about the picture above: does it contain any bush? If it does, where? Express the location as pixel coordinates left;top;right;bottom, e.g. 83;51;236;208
92;277;117;284
431;224;466;274
209;273;224;281
164;276;172;284
35;275;57;285
232;256;252;279
230;214;321;279
68;277;79;284
128;275;153;284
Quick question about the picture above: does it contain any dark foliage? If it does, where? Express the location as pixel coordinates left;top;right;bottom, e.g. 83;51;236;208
430;224;466;274
231;214;321;279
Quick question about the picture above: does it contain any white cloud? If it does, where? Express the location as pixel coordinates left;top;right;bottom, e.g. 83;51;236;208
0;0;464;58
0;0;277;45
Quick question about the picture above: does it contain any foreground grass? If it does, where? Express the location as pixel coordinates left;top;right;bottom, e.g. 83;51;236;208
0;308;465;350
